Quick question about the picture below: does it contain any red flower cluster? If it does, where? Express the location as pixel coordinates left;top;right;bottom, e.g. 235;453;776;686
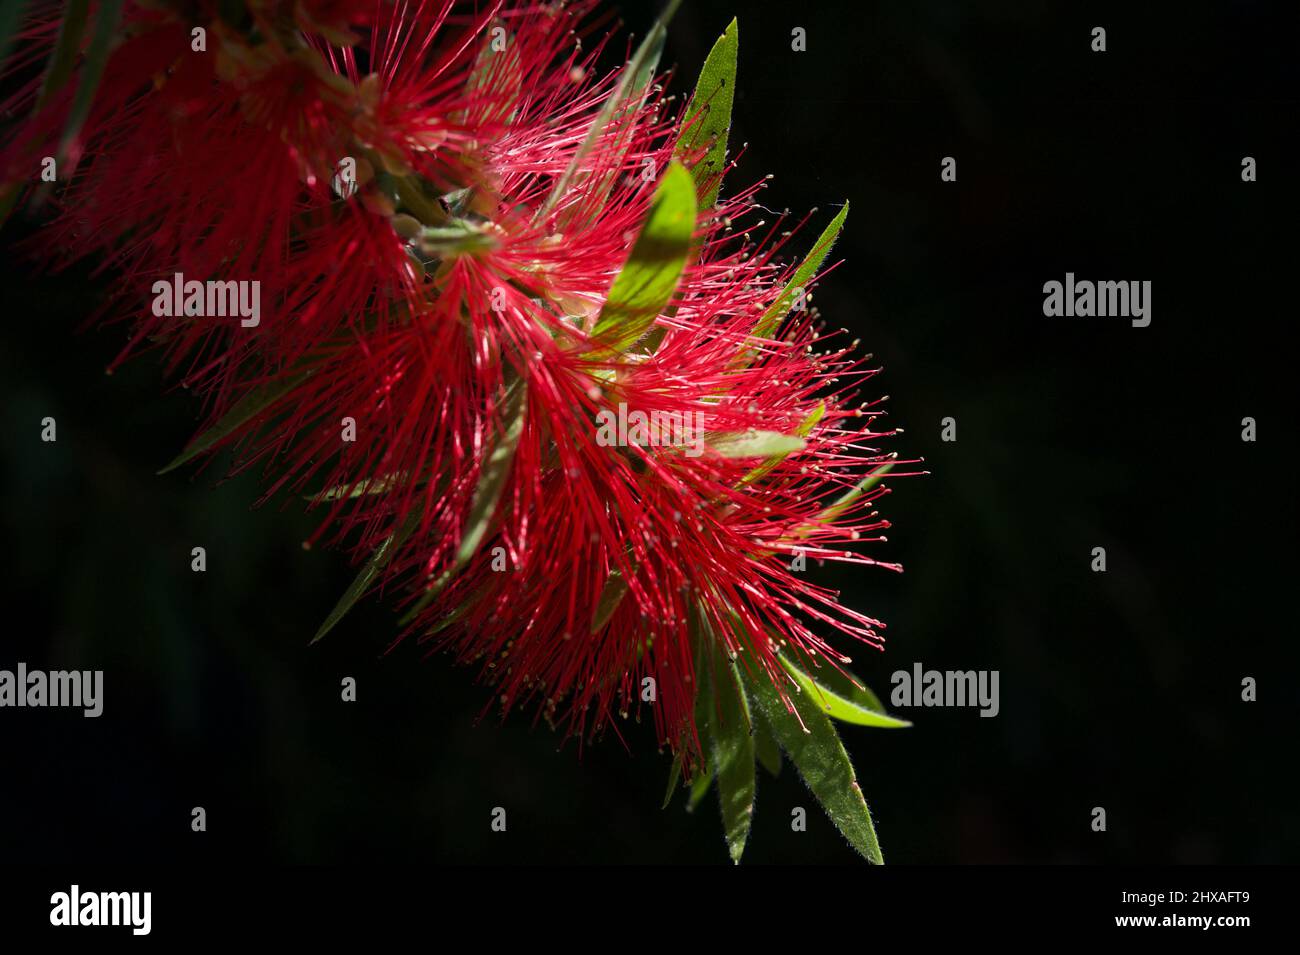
2;0;908;765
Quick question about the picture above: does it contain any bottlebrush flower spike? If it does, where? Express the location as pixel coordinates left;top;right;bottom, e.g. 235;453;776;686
2;1;921;864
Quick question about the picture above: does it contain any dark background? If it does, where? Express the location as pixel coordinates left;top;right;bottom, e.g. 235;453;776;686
2;0;1296;864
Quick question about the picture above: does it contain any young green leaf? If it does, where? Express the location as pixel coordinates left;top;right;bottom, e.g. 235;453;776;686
589;161;696;350
58;0;121;167
675;18;738;209
708;658;756;863
311;507;421;645
709;430;805;459
158;370;314;474
790;654;889;713
781;655;911;728
747;667;885;864
752;203;849;342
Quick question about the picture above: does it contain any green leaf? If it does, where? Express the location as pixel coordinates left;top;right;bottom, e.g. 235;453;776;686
747;667;885;864
0;1;28;73
589;161;696;350
399;380;527;624
686;772;712;813
741;402;822;485
752;709;782;776
814;461;894;524
158;370;313;474
684;607;714;814
675;18;738;209
536;0;682;224
797;656;889;713
311;507;421;645
661;751;684;809
781;655;911;728
36;0;89;109
416;220;496;257
591;565;633;633
709;430;805;459
708;658;756;863
306;471;409;503
58;0;121;166
752;203;849;342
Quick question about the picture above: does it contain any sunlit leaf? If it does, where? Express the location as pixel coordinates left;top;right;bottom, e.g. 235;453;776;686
589;161;696;350
710;430;805;459
741;402;822;485
675;18;738;209
781;655;911;728
746;666;884;863
708;657;756;862
752;203;849;342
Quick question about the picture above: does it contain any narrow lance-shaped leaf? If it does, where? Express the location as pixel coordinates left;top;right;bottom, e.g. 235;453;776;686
536;0;682;223
740;402;823;485
311;507;421;645
306;471;409;503
684;607;715;813
400;380;527;623
781;654;911;729
636;18;737;357
36;0;89;108
745;664;885;864
58;0;121;168
752;202;849;342
589;160;696;350
709;430;805;459
790;653;889;713
686;772;712;813
661;751;683;809
675;17;738;209
811;460;893;525
708;656;756;863
752;709;782;776
158;369;314;474
591;566;631;632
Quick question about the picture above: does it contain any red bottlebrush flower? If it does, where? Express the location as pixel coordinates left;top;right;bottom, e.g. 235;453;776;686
3;1;919;862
